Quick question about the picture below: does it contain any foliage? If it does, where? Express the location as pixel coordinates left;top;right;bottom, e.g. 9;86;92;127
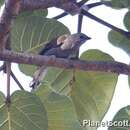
36;85;84;130
0;0;130;130
0;91;47;130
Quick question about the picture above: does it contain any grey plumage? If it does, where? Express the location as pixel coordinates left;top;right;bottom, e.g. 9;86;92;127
29;33;91;89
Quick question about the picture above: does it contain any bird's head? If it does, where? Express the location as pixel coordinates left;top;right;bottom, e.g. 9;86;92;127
57;33;91;45
70;33;91;45
56;33;91;50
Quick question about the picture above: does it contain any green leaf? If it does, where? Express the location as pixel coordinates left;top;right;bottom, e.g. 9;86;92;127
102;0;130;9
19;64;36;76
108;30;130;53
43;68;73;95
124;11;130;31
108;105;130;130
18;9;48;18
11;16;70;53
70;50;118;130
33;9;48;17
0;91;48;130
36;85;84;130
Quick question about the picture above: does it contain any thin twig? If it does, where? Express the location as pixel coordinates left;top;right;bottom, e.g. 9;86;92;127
77;14;83;33
81;9;130;37
87;2;104;9
52;12;68;19
6;61;11;104
11;71;25;90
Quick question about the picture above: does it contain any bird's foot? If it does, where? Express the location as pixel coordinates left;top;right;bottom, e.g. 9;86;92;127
68;56;79;60
29;80;40;89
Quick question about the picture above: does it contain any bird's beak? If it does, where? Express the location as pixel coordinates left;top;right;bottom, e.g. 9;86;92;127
80;33;91;41
86;36;91;40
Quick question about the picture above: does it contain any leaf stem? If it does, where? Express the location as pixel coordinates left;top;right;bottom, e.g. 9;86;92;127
52;12;68;20
6;61;11;104
11;71;25;90
86;2;104;9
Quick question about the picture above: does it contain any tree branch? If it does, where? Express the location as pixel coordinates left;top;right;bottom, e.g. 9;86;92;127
22;0;80;15
0;50;130;76
52;0;89;19
0;0;21;50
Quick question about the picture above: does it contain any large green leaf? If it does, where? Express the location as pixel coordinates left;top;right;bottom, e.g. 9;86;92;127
70;50;118;130
35;49;118;130
36;85;84;130
102;0;130;9
108;30;130;53
11;16;70;53
108;105;130;130
0;91;48;130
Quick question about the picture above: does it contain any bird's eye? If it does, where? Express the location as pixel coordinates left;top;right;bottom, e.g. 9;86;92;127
80;35;85;39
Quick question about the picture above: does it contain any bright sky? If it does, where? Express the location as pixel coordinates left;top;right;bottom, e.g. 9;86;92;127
0;1;130;130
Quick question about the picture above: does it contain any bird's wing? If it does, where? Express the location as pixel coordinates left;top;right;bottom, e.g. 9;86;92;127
39;38;59;55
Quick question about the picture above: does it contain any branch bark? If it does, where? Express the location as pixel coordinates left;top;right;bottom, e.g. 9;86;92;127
0;50;130;76
21;0;80;15
0;0;21;50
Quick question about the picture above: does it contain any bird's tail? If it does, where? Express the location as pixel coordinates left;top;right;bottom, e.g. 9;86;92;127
29;66;48;89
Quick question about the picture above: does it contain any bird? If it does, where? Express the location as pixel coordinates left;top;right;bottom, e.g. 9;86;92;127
29;33;91;89
39;34;69;55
